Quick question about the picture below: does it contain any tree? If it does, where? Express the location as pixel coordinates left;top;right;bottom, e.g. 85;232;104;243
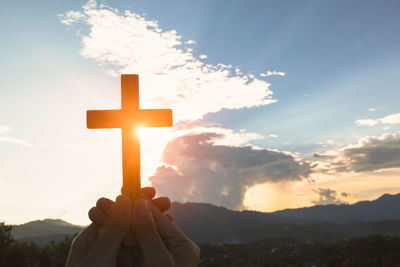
0;222;14;266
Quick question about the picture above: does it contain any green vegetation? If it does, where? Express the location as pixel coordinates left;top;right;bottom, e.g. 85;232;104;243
0;223;71;267
199;236;400;267
2;222;400;266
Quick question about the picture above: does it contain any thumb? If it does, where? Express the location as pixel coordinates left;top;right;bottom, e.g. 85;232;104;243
90;195;132;261
135;199;174;266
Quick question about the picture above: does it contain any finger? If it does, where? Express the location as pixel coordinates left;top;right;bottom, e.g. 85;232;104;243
141;187;156;199
88;207;109;227
164;213;173;222
96;187;156;215
66;224;99;266
123;195;169;246
117;245;137;266
149;202;200;265
149;200;184;240
96;197;114;216
93;195;132;256
91;192;169;227
151;197;171;212
134;199;174;265
74;223;99;245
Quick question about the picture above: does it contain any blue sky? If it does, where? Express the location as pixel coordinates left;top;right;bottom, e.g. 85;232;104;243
1;0;400;224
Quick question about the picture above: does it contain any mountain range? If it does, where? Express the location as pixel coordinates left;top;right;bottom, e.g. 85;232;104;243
11;192;400;244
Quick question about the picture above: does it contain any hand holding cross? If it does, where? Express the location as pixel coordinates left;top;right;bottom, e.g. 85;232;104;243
87;74;173;200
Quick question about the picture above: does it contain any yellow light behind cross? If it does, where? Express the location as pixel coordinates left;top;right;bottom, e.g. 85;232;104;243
86;74;173;200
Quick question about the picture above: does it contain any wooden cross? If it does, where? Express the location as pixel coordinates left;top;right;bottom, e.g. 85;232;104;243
87;74;173;200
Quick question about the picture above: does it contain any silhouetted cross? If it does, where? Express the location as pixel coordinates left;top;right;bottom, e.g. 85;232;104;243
87;74;173;200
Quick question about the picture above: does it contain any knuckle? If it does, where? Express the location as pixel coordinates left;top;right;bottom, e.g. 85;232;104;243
97;197;114;213
96;197;106;207
88;207;97;220
96;198;108;208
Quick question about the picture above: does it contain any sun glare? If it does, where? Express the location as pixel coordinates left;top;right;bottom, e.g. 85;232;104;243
133;126;144;138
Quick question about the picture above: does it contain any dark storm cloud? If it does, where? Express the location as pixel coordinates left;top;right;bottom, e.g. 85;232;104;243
314;134;400;173
312;188;349;205
150;132;312;209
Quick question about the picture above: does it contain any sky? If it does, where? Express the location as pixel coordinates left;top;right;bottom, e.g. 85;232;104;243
1;0;400;225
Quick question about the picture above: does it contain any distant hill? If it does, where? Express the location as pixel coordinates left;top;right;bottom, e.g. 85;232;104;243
169;193;400;243
11;219;84;245
11;192;400;244
273;193;400;223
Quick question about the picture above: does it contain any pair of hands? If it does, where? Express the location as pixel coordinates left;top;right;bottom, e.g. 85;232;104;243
66;187;200;267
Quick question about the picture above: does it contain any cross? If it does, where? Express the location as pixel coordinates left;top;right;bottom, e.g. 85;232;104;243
87;74;173;200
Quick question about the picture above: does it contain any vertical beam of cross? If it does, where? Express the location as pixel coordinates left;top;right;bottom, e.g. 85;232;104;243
87;74;173;200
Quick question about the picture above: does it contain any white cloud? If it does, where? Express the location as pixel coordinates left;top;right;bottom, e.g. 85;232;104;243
314;133;400;173
234;68;242;75
380;113;400;124
316;139;337;147
0;125;32;146
355;112;400;127
355;119;379;126
176;126;264;147
58;11;86;25
150;131;311;209
268;134;278;138
0;125;11;134
137;126;266;185
59;2;298;211
0;137;32;147
60;2;276;122
260;70;286;77
368;108;376;112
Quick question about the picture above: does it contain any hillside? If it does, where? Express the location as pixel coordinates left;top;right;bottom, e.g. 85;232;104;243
11;192;400;244
11;219;84;245
273;193;400;223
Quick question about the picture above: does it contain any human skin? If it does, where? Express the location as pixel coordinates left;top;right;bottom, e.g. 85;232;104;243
66;187;200;267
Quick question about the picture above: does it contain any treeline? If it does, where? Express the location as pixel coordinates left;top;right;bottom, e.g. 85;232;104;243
0;223;71;267
2;222;400;266
200;236;400;266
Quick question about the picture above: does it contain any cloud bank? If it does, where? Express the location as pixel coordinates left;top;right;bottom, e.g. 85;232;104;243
314;133;400;173
355;112;400;126
311;188;349;205
150;132;312;209
60;1;276;122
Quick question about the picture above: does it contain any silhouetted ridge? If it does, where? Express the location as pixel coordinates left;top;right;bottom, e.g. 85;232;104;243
168;193;400;243
11;219;84;244
11;192;400;244
274;192;400;223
